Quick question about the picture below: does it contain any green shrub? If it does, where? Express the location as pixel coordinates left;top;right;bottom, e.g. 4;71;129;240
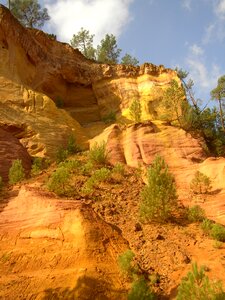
118;250;135;278
80;161;94;176
9;159;25;184
113;162;125;176
190;171;211;194
81;167;111;195
176;262;225;300
210;224;225;242
140;155;178;222
66;134;80;154
58;159;81;173
89;142;109;165
201;219;213;235
187;205;206;222
56;147;69;164
47;166;71;196
128;277;155;300
129;99;141;123
102;111;116;124
31;157;43;176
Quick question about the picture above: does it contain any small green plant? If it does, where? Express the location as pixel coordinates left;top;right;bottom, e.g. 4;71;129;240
128;277;155;300
129;98;141;123
55;96;64;108
56;147;68;164
81;161;94;175
31;157;43;176
113;162;125;176
187;205;206;222
9;159;25;184
102;111;116;124
176;262;225;300
210;224;225;242
201;219;213;235
213;240;223;249
47;166;71;196
89;142;109;165
140;155;178;222
118;250;135;278
66;134;80;154
58;159;81;173
190;171;211;194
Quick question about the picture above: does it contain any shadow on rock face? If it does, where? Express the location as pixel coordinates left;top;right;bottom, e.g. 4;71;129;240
43;275;126;300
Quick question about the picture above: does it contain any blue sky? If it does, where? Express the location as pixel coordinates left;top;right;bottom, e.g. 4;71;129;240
1;0;225;105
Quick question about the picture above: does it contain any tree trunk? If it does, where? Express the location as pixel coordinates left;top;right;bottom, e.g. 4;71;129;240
218;98;225;132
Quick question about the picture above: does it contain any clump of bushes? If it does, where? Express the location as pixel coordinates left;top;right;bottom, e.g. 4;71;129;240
187;205;206;222
31;157;44;176
118;250;136;278
190;171;211;194
176;262;225;299
56;134;80;164
128;277;156;300
111;162;125;182
201;218;213;235
201;219;225;243
88;142;109;166
139;155;178;222
8;159;25;184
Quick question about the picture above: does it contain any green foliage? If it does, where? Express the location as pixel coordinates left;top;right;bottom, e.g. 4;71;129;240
201;219;213;235
56;147;68;164
88;142;109;165
190;171;211;194
161;79;185;126
80;161;94;176
121;53;139;66
10;0;50;28
66;134;80;155
9;159;25;184
129;99;141;123
176;262;225;300
140;155;178;222
55;96;64;108
31;157;43;176
113;162;125;176
81;167;111;194
187;205;206;223
70;27;96;59
210;224;225;242
47;166;71;196
97;34;121;64
58;159;81;173
211;75;225;132
128;277;155;300
118;250;135;278
101;111;116;124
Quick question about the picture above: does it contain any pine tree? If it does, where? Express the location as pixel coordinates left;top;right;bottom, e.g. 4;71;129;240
97;34;121;64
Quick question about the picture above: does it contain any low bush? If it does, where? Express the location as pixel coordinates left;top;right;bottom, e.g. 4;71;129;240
128;277;155;300
140;155;178;222
31;157;43;176
66;134;80;154
47;166;71;196
187;205;206;222
113;162;125;176
129;98;141;123
58;159;81;173
118;250;135;278
176;262;225;300
9;159;25;184
89;142;109;165
56;147;68;164
201;219;213;235
210;224;225;242
190;171;211;194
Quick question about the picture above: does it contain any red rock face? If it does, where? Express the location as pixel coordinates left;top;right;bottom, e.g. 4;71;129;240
0;128;31;182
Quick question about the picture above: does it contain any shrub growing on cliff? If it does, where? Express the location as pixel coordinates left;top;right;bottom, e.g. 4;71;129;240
88;142;109;165
118;250;136;278
9;159;25;184
176;262;225;300
128;277;156;300
190;171;211;194
129;99;141;123
47;166;71;196
140;155;178;222
210;224;225;242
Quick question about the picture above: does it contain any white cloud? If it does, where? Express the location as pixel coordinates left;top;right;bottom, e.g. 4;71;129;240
215;0;225;19
43;0;134;44
186;45;221;91
182;0;192;11
189;44;204;56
